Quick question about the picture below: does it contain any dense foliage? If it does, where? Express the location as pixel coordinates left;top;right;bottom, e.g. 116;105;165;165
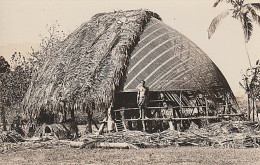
240;60;260;120
0;56;10;74
1;53;31;106
0;54;32;126
240;61;260;99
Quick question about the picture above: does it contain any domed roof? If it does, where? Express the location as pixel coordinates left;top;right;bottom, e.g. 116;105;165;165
123;18;231;95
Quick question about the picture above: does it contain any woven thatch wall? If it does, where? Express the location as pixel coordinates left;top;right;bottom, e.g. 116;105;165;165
23;9;161;119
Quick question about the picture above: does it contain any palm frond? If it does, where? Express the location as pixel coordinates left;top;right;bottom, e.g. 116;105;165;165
213;0;233;7
208;10;230;39
249;3;260;10
246;5;260;26
214;0;224;7
239;82;246;91
241;12;253;42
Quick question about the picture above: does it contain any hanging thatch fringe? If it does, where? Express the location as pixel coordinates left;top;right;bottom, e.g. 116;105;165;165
22;9;160;119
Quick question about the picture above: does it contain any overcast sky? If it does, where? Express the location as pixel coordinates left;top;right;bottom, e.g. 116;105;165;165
0;0;259;96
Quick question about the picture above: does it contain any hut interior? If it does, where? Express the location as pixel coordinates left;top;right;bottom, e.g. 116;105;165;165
112;89;237;133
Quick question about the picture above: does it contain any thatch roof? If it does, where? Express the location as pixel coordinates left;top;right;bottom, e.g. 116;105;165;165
23;9;161;118
23;9;236;119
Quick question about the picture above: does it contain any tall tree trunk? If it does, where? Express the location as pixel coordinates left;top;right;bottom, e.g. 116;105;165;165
256;101;259;121
87;111;92;133
244;40;252;69
252;97;255;122
0;81;6;131
70;108;75;122
63;102;67;122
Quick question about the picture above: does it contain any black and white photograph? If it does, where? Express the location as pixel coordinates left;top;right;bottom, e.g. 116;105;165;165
0;0;260;164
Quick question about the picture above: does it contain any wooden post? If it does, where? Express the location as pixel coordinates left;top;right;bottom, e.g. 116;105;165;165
142;108;146;132
140;106;145;131
107;106;115;132
252;98;255;122
179;91;182;116
225;95;229;114
169;120;174;131
138;106;145;132
70;108;75;122
256;101;259;122
205;98;208;116
248;95;251;121
205;98;209;125
120;111;127;130
179;91;183;128
142;121;146;132
62;102;67;122
87;111;92;133
97;118;107;135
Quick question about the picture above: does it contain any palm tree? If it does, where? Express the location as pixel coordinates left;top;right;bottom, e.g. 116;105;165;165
240;62;260;121
208;0;260;68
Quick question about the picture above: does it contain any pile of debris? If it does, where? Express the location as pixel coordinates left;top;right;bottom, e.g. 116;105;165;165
79;121;260;149
0;122;78;153
78;131;208;148
188;121;260;148
1;121;260;152
0;130;25;153
0;131;24;143
0;138;68;153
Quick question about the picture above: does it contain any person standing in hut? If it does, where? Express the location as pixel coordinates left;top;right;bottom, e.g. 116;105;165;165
137;80;149;119
160;93;168;118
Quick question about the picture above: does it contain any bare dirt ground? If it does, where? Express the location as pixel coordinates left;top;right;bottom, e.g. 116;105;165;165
1;146;260;165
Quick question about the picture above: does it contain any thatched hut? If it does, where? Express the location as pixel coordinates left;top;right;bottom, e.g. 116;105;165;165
23;9;238;132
